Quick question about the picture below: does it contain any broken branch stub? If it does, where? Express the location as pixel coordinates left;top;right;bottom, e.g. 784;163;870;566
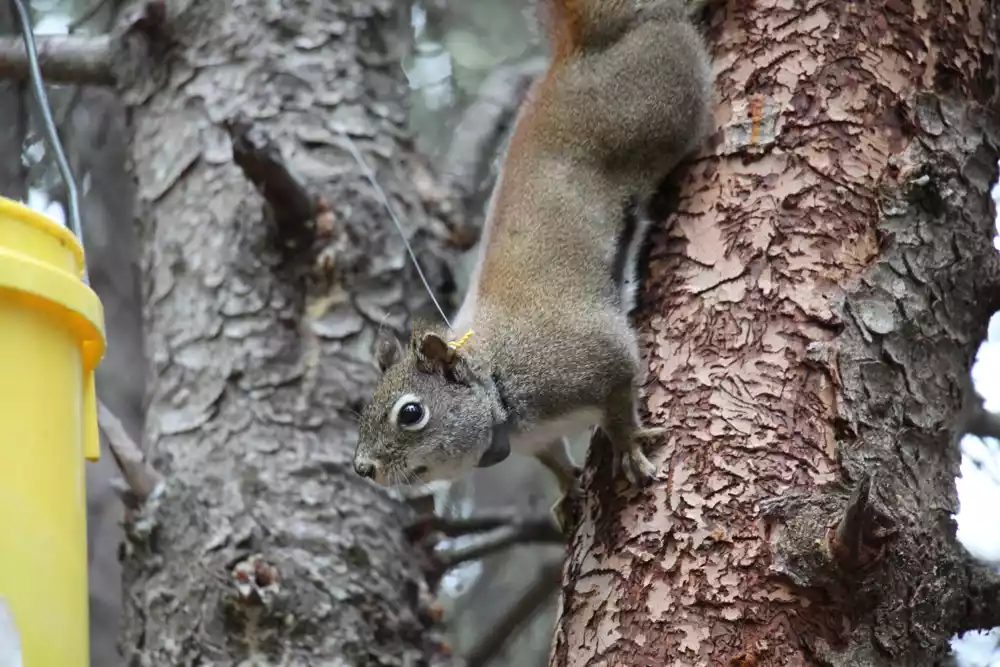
0;34;114;85
98;399;163;504
225;113;318;245
828;472;898;572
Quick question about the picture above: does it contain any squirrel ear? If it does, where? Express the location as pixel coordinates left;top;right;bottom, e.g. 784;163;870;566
416;332;455;367
375;334;404;372
414;330;477;385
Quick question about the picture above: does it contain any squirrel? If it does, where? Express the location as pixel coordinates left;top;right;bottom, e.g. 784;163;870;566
353;0;713;530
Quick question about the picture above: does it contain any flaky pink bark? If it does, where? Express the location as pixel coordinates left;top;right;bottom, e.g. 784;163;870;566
553;1;1000;665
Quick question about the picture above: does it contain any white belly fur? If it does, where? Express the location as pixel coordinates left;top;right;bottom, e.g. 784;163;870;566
510;407;603;456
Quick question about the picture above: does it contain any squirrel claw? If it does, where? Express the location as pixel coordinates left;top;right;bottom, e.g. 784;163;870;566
610;426;662;487
618;448;657;488
552;469;583;534
551;493;579;535
635;426;667;441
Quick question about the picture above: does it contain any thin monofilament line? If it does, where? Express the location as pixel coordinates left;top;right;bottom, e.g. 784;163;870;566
340;133;453;330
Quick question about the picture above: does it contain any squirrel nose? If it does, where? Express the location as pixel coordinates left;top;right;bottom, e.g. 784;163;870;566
354;459;376;479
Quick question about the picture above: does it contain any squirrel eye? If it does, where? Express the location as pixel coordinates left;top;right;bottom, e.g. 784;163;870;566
398;403;424;426
391;394;430;431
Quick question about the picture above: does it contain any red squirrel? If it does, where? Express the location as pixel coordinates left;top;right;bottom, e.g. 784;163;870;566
354;0;713;530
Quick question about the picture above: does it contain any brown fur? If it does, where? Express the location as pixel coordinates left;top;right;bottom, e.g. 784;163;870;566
354;0;713;527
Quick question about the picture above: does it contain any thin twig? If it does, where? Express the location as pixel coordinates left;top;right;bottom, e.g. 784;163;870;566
463;559;563;667
97;399;162;504
434;518;564;570
408;509;524;538
0;34;114;85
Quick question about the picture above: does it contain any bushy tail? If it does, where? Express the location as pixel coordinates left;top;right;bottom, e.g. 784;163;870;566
539;0;693;60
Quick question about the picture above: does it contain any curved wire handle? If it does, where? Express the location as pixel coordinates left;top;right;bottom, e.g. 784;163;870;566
10;0;86;260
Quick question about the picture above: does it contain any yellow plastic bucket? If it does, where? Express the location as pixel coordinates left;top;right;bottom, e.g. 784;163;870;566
0;196;105;666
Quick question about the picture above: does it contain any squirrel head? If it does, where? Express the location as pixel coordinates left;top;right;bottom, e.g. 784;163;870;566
354;323;509;486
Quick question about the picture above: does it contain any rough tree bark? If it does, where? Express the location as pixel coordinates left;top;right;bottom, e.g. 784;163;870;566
111;0;459;662
553;2;1000;666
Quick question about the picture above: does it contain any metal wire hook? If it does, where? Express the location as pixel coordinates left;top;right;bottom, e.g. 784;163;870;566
10;0;86;263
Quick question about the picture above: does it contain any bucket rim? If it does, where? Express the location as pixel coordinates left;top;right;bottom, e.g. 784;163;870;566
0;196;86;278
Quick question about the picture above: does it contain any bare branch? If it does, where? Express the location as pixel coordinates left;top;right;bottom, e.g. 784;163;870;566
955;373;1000;443
98;399;162;505
406;510;563;591
407;509;524;540
428;56;547;251
224;113;317;238
439;56;546;198
434;516;564;571
463;559;563;667
0;34;114;85
962;403;1000;443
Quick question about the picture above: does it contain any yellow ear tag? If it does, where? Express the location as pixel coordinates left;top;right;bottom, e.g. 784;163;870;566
447;329;474;351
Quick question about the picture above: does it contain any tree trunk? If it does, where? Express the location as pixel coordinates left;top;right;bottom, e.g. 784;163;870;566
553;2;1000;665
117;1;454;662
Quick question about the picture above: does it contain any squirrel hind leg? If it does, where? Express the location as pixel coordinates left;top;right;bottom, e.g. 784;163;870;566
603;386;663;488
534;437;582;495
535;438;583;534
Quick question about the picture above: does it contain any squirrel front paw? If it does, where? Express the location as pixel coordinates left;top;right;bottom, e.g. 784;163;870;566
550;468;584;534
634;426;667;442
610;427;663;488
550;493;580;535
616;448;658;487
